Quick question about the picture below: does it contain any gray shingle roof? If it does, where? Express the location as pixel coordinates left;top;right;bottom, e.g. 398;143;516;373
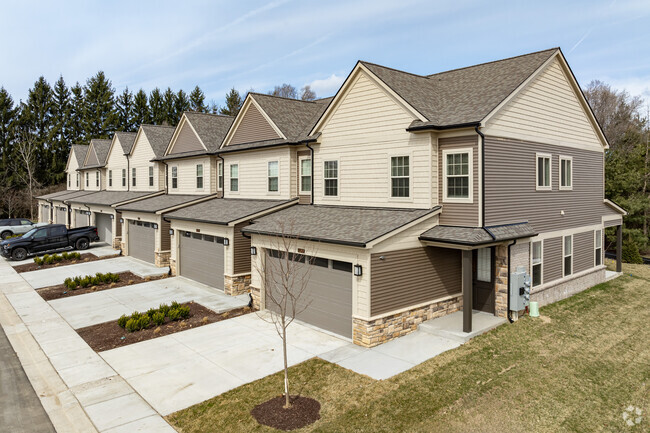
184;112;234;152
242;205;440;247
116;194;214;213
71;144;89;166
360;48;558;128
419;223;537;246
140;125;176;158
114;132;138;154
65;191;160;207
37;189;95;201
166;198;295;225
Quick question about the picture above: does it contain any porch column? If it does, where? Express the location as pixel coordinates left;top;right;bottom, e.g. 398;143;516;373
462;249;472;333
616;224;623;273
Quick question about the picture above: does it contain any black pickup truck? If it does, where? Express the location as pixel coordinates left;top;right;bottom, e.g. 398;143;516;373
0;224;100;260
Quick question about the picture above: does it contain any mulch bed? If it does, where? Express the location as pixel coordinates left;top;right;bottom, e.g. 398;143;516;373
77;303;252;352
13;253;117;273
36;272;166;301
251;395;321;431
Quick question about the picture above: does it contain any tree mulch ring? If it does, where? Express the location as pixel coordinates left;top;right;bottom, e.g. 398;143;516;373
36;272;167;301
77;303;252;352
251;395;321;431
13;253;117;273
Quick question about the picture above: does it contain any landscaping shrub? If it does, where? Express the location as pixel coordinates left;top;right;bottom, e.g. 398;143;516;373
178;305;190;319
118;315;129;328
168;308;181;321
125;318;140;332
33;252;81;266
622;241;644;264
136;315;150;329
146;307;158;318
152;312;165;326
158;303;170;316
117;301;191;332
171;301;181;309
60;272;121;290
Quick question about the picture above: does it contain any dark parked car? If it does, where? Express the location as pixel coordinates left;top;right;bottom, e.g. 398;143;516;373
0;224;100;261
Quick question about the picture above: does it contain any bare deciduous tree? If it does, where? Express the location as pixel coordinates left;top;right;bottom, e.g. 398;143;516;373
300;85;316;101
254;220;314;409
12;132;41;220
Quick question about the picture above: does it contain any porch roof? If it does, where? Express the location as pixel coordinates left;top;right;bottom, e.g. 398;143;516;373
37;189;95;201
65;190;161;207
419;222;536;246
165;198;296;225
115;194;215;213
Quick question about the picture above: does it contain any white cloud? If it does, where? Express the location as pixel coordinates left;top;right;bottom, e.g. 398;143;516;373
308;74;345;97
605;76;650;101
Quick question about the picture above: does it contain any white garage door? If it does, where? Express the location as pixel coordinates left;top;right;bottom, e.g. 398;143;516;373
95;213;112;243
56;207;67;225
128;221;155;264
74;210;89;228
265;251;353;338
41;205;49;223
179;232;225;289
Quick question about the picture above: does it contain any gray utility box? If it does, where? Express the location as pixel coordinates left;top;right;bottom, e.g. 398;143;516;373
509;266;531;311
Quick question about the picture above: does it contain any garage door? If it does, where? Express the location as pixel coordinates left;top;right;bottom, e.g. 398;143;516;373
265;251;353;338
128;221;155;263
41;205;49;223
179;232;225;289
56;207;67;225
95;213;112;243
75;210;89;228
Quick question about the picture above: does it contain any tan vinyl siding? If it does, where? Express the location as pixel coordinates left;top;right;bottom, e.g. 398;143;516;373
160;219;171;251
229;103;280;146
66;151;81;190
170;121;205;154
370;247;461;316
223;147;292;199
297;149;311;202
233;222;252;274
86;148;99;166
169;156;213;195
314;71;430;208
130;133;164;192
543;237;562;283
486;58;602;150
84;169;103;191
485;137;605;232
573;230;594;273
106;138;129;191
438;135;479;226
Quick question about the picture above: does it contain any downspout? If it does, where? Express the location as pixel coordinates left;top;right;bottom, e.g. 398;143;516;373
162;161;169;192
506;239;517;323
127;155;130;191
475;125;486;227
305;143;315;205
217;154;225;197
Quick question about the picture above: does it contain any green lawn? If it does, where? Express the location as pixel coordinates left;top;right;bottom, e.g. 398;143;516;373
167;261;650;432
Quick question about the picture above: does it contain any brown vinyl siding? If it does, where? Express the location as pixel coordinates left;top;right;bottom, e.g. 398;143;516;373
229;104;280;146
170;122;204;154
573;230;594;273
484;136;605;232
86;149;99;166
543;237;562;283
115;211;122;236
370;247;461;316
298;195;311;204
438;136;479;226
160;219;171;250
233;221;251;274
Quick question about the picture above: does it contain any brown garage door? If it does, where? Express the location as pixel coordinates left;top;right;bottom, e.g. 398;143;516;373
265;251;353;338
75;210;89;227
56;207;67;225
128;220;155;263
179;232;225;289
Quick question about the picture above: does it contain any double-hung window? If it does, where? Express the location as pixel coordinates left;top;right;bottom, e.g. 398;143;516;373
536;153;551;190
171;166;178;189
390;156;410;198
230;164;239;192
85;172;89;187
76;173;79;187
132;168;136;187
68;174;70;187
268;161;279;192
531;241;542;287
122;169;126;187
595;229;602;266
218;162;223;190
109;170;113;187
96;171;99;187
323;160;338;197
300;158;311;194
560;156;572;190
563;235;573;277
443;149;472;202
196;164;204;189
148;166;154;187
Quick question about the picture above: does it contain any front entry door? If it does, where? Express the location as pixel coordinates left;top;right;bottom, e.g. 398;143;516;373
473;247;495;314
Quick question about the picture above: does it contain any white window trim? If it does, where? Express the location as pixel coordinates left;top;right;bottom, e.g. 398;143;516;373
196;163;204;191
559;155;573;191
229;162;239;194
122;169;126;187
562;234;573;277
388;153;413;202
442;148;473;204
132;167;136;187
536;152;552;191
217;161;223;191
171;166;178;190
530;240;543;287
322;159;340;199
76;173;79;187
299;156;311;195
267;160;280;195
594;229;603;267
108;170;112;187
85;172;89;187
149;166;154;187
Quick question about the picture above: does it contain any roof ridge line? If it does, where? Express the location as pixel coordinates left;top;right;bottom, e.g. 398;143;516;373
249;92;322;104
184;111;234;119
359;60;430;79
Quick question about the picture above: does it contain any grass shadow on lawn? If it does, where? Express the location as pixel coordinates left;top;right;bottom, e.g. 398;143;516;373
167;263;650;433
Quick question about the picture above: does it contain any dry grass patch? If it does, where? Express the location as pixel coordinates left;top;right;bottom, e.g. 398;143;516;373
168;263;650;432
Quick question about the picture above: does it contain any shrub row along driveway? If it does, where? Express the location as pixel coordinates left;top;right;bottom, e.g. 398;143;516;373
167;262;650;433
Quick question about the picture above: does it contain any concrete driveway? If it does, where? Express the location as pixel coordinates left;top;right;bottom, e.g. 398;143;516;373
100;312;349;415
49;277;249;329
21;257;169;289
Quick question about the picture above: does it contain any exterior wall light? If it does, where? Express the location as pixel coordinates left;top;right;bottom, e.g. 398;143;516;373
250;246;257;255
169;229;174;235
354;264;363;276
223;238;230;246
110;214;114;220
152;223;159;229
119;218;124;223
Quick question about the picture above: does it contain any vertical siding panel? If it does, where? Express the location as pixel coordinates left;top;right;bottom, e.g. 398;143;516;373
160;220;171;250
438;136;479;226
233;222;251;274
170;122;205;154
229;104;281;145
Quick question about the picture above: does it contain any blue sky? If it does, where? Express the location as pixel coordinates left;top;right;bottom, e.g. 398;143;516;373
1;0;649;106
